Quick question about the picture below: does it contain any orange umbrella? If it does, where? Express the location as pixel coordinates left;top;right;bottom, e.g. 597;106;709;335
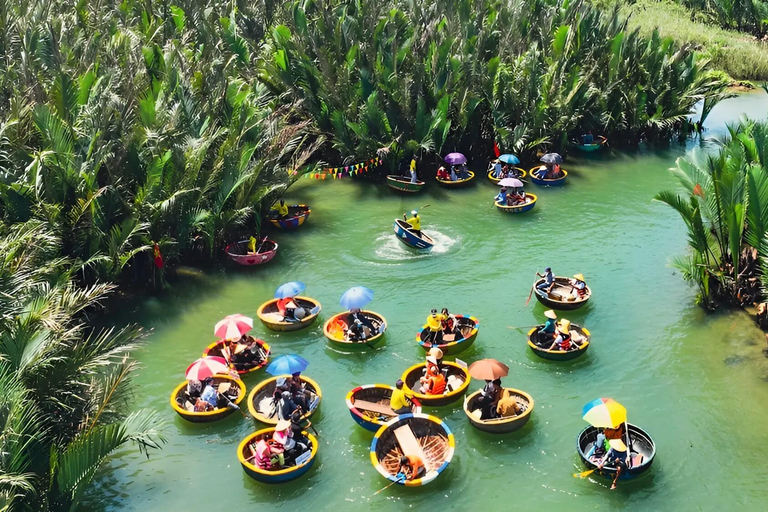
468;359;509;380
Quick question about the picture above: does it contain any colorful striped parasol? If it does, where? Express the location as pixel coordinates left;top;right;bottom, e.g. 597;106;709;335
214;314;253;340
185;356;229;380
582;398;627;428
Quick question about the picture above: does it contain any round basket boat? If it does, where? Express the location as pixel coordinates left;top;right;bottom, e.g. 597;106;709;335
238;428;318;483
527;324;590;361
416;315;479;356
572;135;607;152
323;311;387;352
462;388;534;433
225;239;278;266
495;194;537;214
487;167;527;184
170;375;246;423
346;384;422;432
533;277;591;310
393;219;434;251
435;171;475;187
576;424;656;480
386;175;425;193
202;337;271;375
247;375;322;425
268;205;311;229
400;362;471;407
256;296;321;332
370;413;455;487
528;167;568;186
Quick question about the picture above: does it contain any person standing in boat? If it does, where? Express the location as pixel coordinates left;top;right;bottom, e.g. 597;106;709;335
403;210;421;237
409;157;418;183
495;187;508;206
536;267;556;294
390;379;412;415
423;309;446;345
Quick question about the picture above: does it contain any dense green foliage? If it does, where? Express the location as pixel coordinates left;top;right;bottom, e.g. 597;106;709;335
678;0;768;36
657;113;768;310
0;224;165;511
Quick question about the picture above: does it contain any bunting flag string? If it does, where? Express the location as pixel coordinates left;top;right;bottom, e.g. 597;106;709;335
287;157;383;180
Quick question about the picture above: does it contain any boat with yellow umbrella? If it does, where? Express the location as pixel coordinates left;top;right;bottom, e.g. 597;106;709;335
574;398;656;489
462;359;534;433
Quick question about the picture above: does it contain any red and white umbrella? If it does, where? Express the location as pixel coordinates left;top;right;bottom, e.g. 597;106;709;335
214;314;253;340
185;356;229;381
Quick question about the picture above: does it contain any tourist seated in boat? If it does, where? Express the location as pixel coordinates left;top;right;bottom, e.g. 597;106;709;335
403;210;421;236
437;166;449;180
585;430;608;461
597;439;630;490
391;379;412;415
253;437;284;470
539;310;558;338
507;189;527;205
346;319;372;342
290;409;311;446
440;308;457;337
270;199;290;219
550;164;564;179
534;164;549;179
450;166;458;181
230;336;266;371
187;379;203;399
423;309;446;344
457;163;469;179
536;267;556;294
398;455;426;481
419;362;446;395
200;377;219;408
570;273;587;299
581;131;594;144
347;308;375;331
278;390;299;421
476;379;503;419
194;397;213;412
288;372;310;411
496;388;522;418
272;419;308;465
548;319;576;351
495;187;508;206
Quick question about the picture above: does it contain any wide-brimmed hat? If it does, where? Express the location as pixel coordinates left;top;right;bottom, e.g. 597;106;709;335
428;347;444;360
544;310;557;320
608;438;627;451
276;419;292;431
426;355;437;365
557;319;571;333
573;273;585;281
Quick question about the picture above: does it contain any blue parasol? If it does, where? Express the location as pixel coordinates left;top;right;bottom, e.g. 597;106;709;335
274;281;306;299
340;286;374;309
266;354;310;376
499;154;520;165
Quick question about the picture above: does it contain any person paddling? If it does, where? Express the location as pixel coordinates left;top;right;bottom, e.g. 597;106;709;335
597;438;629;490
390;379;411;415
398;455;426;481
403;210;421;237
495;187;508;206
536;267;556;294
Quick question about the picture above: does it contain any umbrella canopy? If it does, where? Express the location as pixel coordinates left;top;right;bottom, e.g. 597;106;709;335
340;286;374;310
498;178;524;188
186;356;229;380
540;152;563;164
266;354;310;376
274;281;306;299
214;314;253;340
499;154;520;165
468;359;510;381
444;152;467;165
582;398;627;428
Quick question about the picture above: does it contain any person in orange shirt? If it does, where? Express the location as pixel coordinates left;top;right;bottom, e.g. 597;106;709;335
420;369;446;395
398;455;426;480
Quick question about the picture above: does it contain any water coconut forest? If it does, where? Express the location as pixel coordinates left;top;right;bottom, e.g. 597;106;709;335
2;0;768;510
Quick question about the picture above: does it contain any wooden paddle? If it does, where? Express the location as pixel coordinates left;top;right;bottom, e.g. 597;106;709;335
525;280;536;305
573;468;597;478
371;475;406;496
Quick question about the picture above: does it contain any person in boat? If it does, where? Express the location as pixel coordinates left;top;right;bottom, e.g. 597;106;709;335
550;164;563;179
398;455;426;481
539;310;558;340
277;295;299;321
597;438;630;490
548;319;581;351
186;379;203;399
425;354;441;376
247;236;259;254
271;199;290;219
409;157;418;183
288;372;310;411
570;273;587;299
254;437;284;470
420;361;446;395
491;159;502;178
450;166;458;181
290;408;311;447
278;390;299;421
582;131;594;145
200;377;219;409
230;343;250;371
348;307;376;333
495;187;508;206
476;379;502;419
458;163;469;179
534;164;549;179
496;388;522;418
536;267;556;294
440;308;456;337
390;379;412;415
586;430;608;461
507;188;527;205
436;166;449;181
273;418;307;465
403;210;421;237
194;397;213;412
428;347;444;368
347;318;372;342
423;309;446;345
604;423;627;443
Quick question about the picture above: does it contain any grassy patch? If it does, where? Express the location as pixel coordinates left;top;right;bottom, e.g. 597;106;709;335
625;0;768;81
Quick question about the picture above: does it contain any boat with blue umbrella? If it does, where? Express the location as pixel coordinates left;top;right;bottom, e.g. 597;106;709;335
529;153;568;186
324;287;387;351
393;219;434;250
257;281;322;331
488;154;526;183
247;355;322;425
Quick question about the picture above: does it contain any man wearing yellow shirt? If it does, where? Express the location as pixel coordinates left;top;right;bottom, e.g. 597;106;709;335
403;210;421;236
390;379;411;415
271;199;289;218
423;308;446;345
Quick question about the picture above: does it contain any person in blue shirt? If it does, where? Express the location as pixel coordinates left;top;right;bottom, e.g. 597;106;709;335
492;159;502;178
536;267;555;293
541;310;557;334
200;378;219;409
495;187;508;206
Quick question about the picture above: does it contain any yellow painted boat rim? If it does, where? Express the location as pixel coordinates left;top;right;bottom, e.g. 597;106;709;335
525;326;591;354
323;310;387;343
256;296;322;325
170;376;246;417
401;362;470;400
464;388;535;424
237;428;318;476
247;375;323;421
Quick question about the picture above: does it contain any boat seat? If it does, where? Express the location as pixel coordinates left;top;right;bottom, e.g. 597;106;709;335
393;425;429;470
354;400;395;417
295;449;312;466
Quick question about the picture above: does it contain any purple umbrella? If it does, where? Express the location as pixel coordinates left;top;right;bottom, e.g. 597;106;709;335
444;153;467;165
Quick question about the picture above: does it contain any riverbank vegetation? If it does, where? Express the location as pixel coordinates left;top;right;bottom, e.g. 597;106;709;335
657;114;768;319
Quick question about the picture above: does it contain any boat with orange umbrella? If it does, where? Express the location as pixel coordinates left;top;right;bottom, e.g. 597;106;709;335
462;359;534;433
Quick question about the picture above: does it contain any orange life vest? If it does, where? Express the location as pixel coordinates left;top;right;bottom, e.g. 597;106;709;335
427;373;446;395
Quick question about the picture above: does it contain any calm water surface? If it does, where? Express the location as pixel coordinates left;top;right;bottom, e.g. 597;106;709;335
87;91;768;511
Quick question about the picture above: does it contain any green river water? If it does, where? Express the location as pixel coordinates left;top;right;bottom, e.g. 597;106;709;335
86;91;768;511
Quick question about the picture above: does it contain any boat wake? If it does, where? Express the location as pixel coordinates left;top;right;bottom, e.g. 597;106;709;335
373;229;458;260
